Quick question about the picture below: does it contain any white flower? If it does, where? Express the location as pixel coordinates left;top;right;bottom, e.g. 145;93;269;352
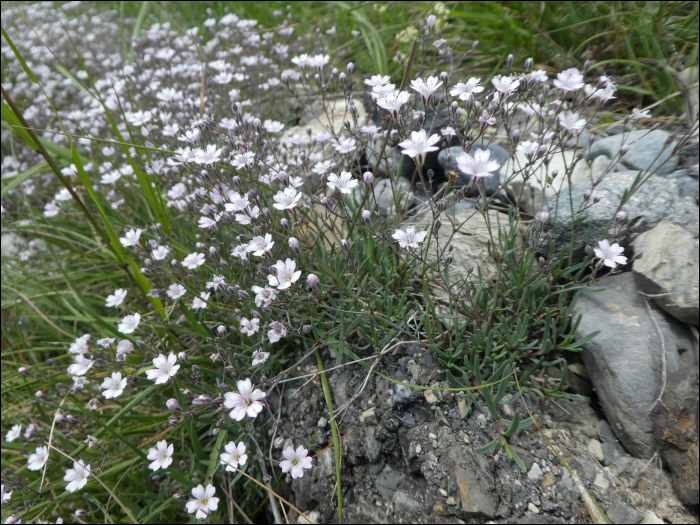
250;286;278;307
5;425;21;443
1;485;12;505
67;354;94;376
44;201;60;217
167;283;187;300
252;350;269;366
231;151;255;169
117;313;141;334
206;275;226;291
64;460;90;493
594;239;627;269
224;191;250;212
145;353;180;384
280;445;313;479
97;338;116;348
365;74;391;87
147;440;174;471
491;75;520;97
558;111;586;133
246;234;275;257
263;120;284;133
182;252;206;270
193;144;222;165
185;484;219;520
268;321;288;343
392;226;428;250
223;378;266;421
553;68;584;93
376;91;411;118
455;148;500;179
231;245;250;260
27;446;49;471
631;108;651;122
410;76;443;104
326;172;359;194
331;136;357;154
192;292;211;311
240;317;260;336
105;289;127;308
267;259;302;290
516;140;539;157
371;83;397;99
116;339;134;356
119;228;142;248
528;69;548;82
167;183;187;200
312;160;336;175
272;187;302;210
398;129;441;167
235;205;260;226
101;372;127;399
220;441;247;472
69;334;91;354
151;246;170;260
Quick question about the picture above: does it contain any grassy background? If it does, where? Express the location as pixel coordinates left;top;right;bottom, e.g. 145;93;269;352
88;1;699;113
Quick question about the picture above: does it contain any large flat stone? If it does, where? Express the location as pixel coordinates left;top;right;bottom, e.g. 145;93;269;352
586;129;678;176
633;222;699;325
572;272;696;459
540;170;699;262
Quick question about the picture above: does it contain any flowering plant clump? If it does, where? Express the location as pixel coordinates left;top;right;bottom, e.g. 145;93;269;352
1;2;695;524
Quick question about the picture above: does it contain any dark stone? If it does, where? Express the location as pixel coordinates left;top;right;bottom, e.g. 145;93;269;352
364;426;382;462
653;367;699;505
607;502;643;524
602;439;625;466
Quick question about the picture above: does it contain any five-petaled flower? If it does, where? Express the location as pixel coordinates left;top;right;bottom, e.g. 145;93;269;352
105;289;127;308
398;129;441;167
182;252;206;270
272;187;302;210
27;446;49;471
185;484;219;520
594;239;627;269
64;460;90;493
280;445;313;479
456;148;500;179
326;171;358;194
145;353;180;384
117;313;141;334
220;441;247;472
101;372;127;399
267;259;302;290
223;378;266;421
392;226;428;250
147;440;174;471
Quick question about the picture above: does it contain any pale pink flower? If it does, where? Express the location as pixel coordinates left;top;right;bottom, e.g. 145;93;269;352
450;77;483;100
101;372;127;399
491;75;520;97
240;317;260;336
553;68;584;93
594;239;627;269
272;188;302;210
182;252;206;269
223;378;266;421
250;286;278;307
331;136;357;154
267;259;302;290
145;353;180;384
364;74;391;87
327;171;359;194
117;313;141;334
167;283;187;300
252;350;270;366
410;76;443;104
69;334;91;354
392;226;428;250
247;234;274;257
398;129;441;167
268;321;288;343
106;289;127;308
558;111;586;133
456;148;500;179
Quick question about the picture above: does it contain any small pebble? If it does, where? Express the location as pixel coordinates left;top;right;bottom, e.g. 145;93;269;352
317;417;327;428
528;502;540;514
446;496;457;506
439;488;448;497
587;439;605;462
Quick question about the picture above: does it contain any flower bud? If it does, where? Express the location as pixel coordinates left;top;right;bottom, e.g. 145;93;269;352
253;226;261;236
178;351;190;364
445;253;454;265
217;325;226;336
616;211;627;222
583;190;592;201
583;60;591;73
238;289;250;300
585;245;592;254
340;239;350;252
362;209;372;223
277;171;288;184
594;195;602;203
620;144;630;155
538;211;550;225
191;394;212;407
280;218;289;229
539;256;545;265
274;436;285;448
307;274;320;291
525;57;534;71
363;171;374;189
288;237;300;255
302;325;312;334
634;251;644;260
253;117;262;129
440;71;448;83
506;53;514;71
167;399;182;412
168;416;179;427
512;129;521;141
347;62;354;75
434;218;442;232
339;72;346;83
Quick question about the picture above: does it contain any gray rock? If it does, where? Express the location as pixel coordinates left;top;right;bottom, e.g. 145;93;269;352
364;426;382;462
602;439;626;466
597;420;617;442
607;502;643;524
437;144;507;197
527;462;544;482
633;222;699;325
569;132;597;149
573;272;693;458
541;170;699;262
392;490;425;514
606;122;633;135
372;177;414;216
586;130;678;176
669;173;699;201
447;446;497;518
375;467;406;500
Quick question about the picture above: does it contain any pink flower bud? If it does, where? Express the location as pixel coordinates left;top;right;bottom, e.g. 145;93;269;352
288;237;300;255
538;211;550;225
166;399;182;412
620;144;630;155
362;209;372;223
616;211;626;222
217;325;227;335
253;118;262;129
363;171;374;188
307;274;320;291
280;218;289;229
